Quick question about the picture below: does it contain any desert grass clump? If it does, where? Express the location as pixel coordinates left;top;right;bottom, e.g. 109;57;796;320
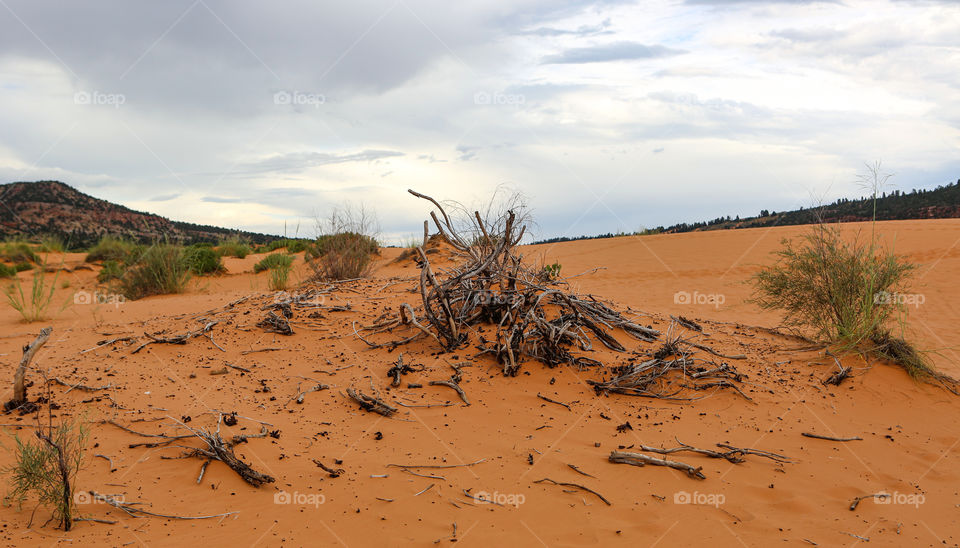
253;253;293;274
0;264;15;278
4;263;63;322
310;204;380;281
96;260;125;283
2;419;88;531
118;244;191;300
216;238;252;259
85;236;135;263
38;236;66;254
1;241;38;264
184;244;225;275
268;261;293;291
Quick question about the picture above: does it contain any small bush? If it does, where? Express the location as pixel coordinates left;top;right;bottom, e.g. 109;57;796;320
97;260;125;283
85;236;134;263
254;253;293;273
118;244;191;300
216;239;252;259
184;245;225;275
1;241;37;264
751;224;914;345
2;420;88;531
14;262;32;273
311;232;379;280
0;264;15;278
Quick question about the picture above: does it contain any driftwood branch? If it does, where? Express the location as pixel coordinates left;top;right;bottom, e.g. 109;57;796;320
6;327;52;411
608;451;706;480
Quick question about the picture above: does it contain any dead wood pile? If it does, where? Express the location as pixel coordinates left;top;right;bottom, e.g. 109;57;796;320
356;190;748;402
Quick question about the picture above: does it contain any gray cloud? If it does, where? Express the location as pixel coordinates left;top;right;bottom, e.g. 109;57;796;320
239;149;403;175
541;41;686;64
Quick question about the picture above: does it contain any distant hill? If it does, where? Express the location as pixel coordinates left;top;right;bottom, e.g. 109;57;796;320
535;178;960;244
0;180;279;249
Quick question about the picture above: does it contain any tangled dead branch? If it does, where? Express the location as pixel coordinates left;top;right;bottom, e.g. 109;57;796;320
356;189;660;376
162;416;275;487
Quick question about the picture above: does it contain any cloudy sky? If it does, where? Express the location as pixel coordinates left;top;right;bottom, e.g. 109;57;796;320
1;0;958;242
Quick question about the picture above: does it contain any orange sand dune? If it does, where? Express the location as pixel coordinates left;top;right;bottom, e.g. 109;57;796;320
0;220;957;547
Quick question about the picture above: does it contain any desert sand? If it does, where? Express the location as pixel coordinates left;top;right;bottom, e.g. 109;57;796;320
0;219;958;547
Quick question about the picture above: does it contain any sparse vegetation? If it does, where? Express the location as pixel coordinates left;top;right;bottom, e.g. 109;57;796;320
309;204;380;281
268;261;293;291
118;244;191;300
254;253;293;274
264;238;311;254
216;238;252;259
38;236;66;253
4;262;63;322
2;419;88;531
85;236;135;263
750;163;941;381
1;241;38;264
0;264;14;278
97;260;125;283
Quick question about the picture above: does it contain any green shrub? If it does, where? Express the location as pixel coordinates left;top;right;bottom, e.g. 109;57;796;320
0;264;15;278
751;224;915;346
184;245;225;275
1;241;37;264
97;260;125;283
216;239;252;259
13;262;32;273
2;420;88;531
118;244;191;300
310;232;379;280
254;253;293;273
85;236;134;263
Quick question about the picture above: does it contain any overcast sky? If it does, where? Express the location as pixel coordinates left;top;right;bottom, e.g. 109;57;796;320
1;0;958;242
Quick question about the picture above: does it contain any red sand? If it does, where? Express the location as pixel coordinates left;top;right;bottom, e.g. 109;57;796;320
0;219;957;547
